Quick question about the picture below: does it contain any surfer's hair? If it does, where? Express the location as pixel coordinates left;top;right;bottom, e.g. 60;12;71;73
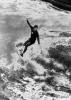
34;25;38;28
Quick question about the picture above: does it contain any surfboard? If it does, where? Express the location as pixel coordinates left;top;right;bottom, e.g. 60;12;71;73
16;43;25;57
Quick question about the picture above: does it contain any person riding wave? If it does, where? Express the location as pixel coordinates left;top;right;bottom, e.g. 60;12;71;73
16;19;40;57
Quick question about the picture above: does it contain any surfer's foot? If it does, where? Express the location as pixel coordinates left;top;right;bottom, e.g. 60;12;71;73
20;53;23;57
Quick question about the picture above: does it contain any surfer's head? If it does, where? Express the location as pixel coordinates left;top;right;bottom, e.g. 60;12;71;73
33;25;38;31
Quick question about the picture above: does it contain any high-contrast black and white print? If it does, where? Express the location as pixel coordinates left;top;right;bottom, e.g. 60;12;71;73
0;0;71;100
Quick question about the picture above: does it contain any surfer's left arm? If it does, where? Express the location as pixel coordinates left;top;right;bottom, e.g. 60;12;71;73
27;19;33;29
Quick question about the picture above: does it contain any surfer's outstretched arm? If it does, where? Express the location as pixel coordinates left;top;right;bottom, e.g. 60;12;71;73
27;19;33;29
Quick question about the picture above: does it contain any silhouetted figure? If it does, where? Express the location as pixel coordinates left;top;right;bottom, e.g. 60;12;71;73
16;19;40;57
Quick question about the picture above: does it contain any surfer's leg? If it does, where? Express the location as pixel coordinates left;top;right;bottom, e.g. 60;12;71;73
20;48;27;57
20;43;29;57
23;41;31;53
23;39;30;46
20;39;35;57
22;41;32;56
18;40;30;57
23;46;28;54
16;38;30;47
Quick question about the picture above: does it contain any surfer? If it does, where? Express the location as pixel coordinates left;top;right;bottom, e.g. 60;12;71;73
16;19;40;57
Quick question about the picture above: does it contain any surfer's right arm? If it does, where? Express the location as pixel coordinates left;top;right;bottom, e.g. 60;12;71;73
27;19;33;29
